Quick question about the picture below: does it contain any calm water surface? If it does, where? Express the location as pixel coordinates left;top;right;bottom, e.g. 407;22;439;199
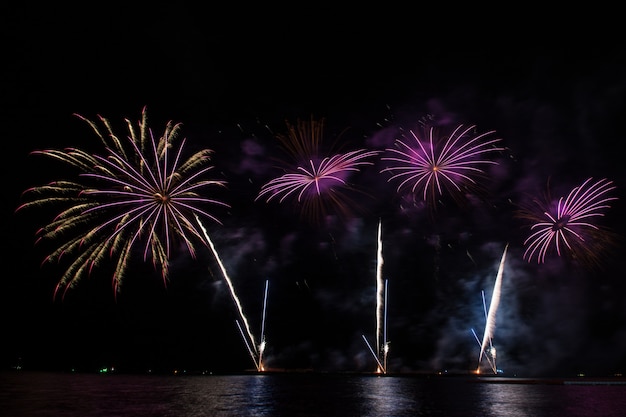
1;371;625;416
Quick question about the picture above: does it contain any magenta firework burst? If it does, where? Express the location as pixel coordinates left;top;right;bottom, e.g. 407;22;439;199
519;177;618;265
256;116;380;223
16;107;229;299
380;123;504;209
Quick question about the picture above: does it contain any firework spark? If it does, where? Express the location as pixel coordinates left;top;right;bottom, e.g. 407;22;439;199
380;123;504;210
255;116;380;224
16;107;229;299
519;177;618;265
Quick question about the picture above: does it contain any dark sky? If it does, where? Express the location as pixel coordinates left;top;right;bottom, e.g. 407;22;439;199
2;5;626;377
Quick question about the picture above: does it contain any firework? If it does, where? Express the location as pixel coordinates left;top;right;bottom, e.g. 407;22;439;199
255;116;380;224
472;243;507;375
362;219;389;374
258;279;269;372
380;123;504;210
237;280;269;372
519;177;618;265
196;216;272;371
16;107;229;299
198;213;269;371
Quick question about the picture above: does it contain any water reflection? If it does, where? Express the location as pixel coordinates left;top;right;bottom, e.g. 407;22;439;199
564;385;626;417
359;376;420;416
2;371;626;417
476;379;626;417
169;374;277;416
477;382;564;416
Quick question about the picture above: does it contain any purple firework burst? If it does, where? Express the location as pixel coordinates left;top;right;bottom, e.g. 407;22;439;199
380;123;504;210
256;116;380;224
16;107;229;299
520;177;618;265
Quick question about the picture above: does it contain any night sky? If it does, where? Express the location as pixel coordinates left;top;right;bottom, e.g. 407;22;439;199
2;5;626;378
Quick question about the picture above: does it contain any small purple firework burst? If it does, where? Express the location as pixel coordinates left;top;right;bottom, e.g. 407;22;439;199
256;116;380;223
520;177;618;265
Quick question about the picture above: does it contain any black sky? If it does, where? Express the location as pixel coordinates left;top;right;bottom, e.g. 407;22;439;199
2;5;626;377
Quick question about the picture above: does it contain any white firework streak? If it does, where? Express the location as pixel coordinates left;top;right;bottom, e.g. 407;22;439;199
258;279;269;372
376;219;384;357
478;243;508;373
363;219;389;373
362;335;385;372
195;215;259;369
471;291;496;374
383;279;389;373
236;320;259;371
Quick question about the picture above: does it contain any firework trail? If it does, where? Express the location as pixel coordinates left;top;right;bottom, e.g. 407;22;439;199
381;123;504;209
471;291;496;374
376;219;384;357
362;334;385;372
236;320;259;371
258;279;269;372
475;243;508;374
382;279;389;373
15;107;229;299
196;215;260;370
519;177;618;265
256;116;380;224
363;220;389;373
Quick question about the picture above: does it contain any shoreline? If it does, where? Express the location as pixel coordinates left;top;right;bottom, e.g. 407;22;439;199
4;368;626;385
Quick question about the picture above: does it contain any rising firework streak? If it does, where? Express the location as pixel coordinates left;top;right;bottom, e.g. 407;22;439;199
238;280;270;372
196;215;264;371
471;243;508;374
362;219;390;374
258;279;269;372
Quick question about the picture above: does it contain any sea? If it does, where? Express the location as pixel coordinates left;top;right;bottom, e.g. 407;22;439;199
1;370;626;416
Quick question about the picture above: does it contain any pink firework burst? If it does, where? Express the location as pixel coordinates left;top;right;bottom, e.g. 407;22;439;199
380;123;504;210
256;116;380;224
519;177;618;265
